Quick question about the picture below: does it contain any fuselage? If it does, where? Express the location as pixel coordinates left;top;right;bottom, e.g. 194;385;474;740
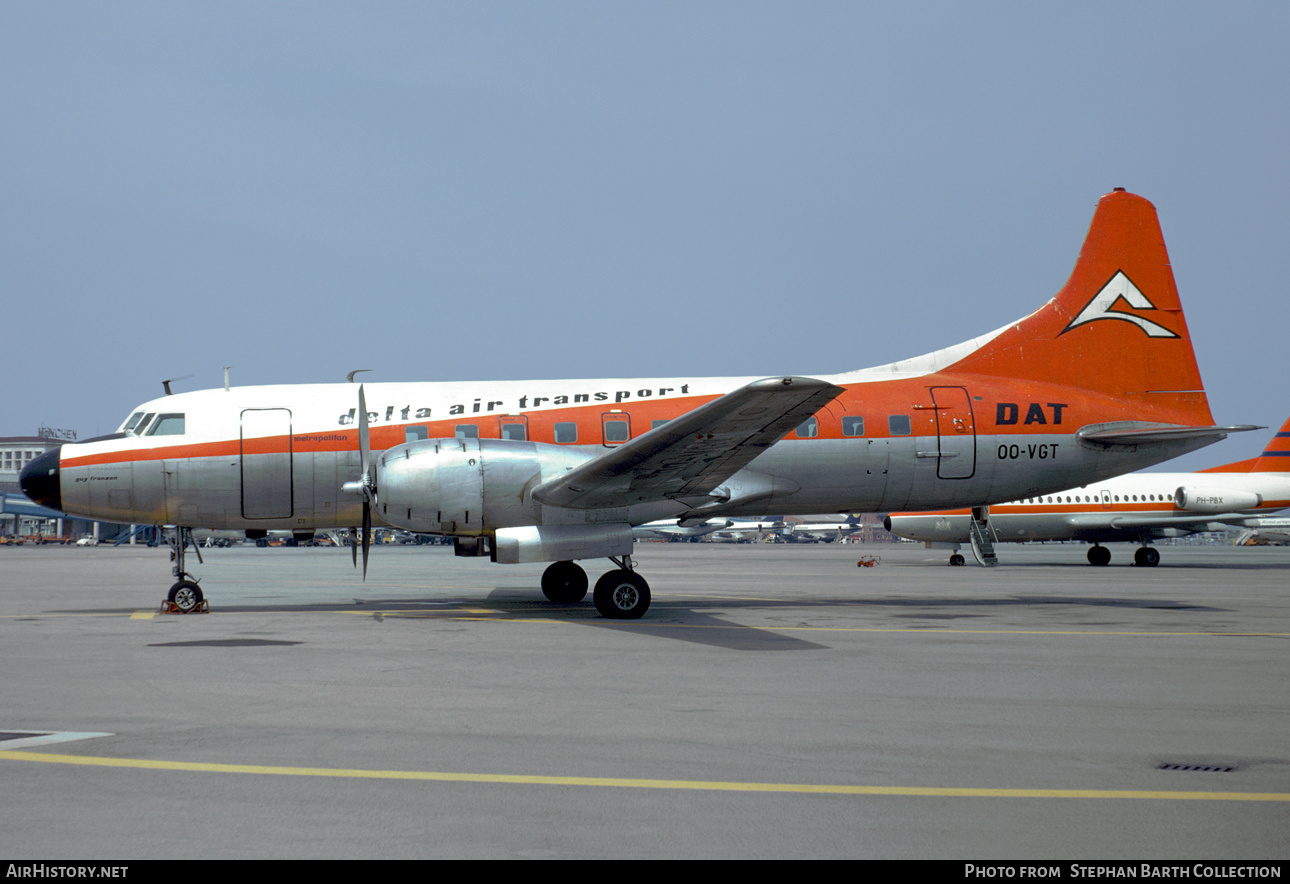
886;468;1290;545
33;365;1219;535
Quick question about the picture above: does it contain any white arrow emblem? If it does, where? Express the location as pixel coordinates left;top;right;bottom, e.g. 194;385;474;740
1061;271;1179;338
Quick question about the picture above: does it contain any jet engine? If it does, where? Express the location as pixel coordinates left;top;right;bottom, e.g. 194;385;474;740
1173;486;1262;513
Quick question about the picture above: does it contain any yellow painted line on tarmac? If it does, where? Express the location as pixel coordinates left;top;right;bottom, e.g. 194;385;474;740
1;750;1287;801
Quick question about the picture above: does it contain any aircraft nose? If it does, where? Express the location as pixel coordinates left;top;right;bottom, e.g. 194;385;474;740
19;447;62;512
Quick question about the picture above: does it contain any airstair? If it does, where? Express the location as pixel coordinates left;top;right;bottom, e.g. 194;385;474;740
968;506;998;566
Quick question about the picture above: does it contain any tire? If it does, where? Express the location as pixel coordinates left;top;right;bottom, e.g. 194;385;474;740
541;561;588;603
593;570;651;620
168;580;204;613
949;553;965;566
1087;545;1111;566
1135;546;1160;567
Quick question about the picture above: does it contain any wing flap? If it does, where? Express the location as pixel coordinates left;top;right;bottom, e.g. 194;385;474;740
532;376;843;510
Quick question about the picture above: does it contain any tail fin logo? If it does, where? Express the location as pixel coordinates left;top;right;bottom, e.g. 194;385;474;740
1060;271;1179;339
1261;431;1290;459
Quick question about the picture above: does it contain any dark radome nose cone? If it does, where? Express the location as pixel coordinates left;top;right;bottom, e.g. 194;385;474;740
20;447;62;512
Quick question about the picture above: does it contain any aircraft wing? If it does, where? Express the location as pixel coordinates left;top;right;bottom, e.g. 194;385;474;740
531;376;843;510
1064;511;1257;531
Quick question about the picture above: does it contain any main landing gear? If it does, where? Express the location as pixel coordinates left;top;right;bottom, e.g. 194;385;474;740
1086;544;1160;566
164;527;208;613
540;557;652;619
1133;545;1160;567
541;560;588;603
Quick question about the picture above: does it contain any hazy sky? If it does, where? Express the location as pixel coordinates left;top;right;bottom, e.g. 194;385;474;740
3;2;1286;470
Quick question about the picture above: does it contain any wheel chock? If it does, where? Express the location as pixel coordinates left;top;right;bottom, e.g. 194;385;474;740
158;599;210;614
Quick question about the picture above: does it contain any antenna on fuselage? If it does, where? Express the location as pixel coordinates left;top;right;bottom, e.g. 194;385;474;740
223;366;233;391
347;369;372;383
161;374;194;396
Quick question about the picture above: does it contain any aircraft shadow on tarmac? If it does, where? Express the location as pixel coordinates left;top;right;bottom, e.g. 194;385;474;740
47;591;1234;653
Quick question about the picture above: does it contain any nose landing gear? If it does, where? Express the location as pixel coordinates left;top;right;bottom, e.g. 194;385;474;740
163;527;208;613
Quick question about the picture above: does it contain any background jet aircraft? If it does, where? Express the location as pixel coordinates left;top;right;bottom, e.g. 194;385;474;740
1230;518;1290;546
21;190;1253;617
632;518;734;541
779;515;868;543
886;416;1290;565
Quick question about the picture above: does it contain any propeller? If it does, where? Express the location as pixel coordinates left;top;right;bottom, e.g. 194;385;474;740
341;385;376;579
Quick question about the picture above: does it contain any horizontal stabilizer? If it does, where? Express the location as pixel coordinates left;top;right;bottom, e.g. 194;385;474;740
1077;423;1261;447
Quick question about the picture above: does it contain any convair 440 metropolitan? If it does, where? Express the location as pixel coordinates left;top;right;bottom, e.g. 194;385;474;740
21;189;1254;618
887;416;1290;567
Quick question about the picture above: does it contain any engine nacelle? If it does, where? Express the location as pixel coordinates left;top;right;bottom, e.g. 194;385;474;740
1173;485;1262;513
492;523;634;564
375;437;595;536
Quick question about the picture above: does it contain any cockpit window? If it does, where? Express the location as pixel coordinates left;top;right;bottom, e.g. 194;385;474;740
121;412;147;434
147;414;186;436
128;413;157;436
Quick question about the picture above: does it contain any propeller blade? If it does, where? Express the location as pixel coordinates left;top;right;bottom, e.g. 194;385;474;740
358;384;371;488
339;384;377;582
361;502;371;581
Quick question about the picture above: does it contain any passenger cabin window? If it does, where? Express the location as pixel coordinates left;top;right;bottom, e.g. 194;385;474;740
554;422;578;444
841;416;865;437
888;415;912;436
501;421;527;441
651;419;670;430
406;426;429;443
148;413;186;436
454;425;480;439
795;417;818;438
604;419;630;444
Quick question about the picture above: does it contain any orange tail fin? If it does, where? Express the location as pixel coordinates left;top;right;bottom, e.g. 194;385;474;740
1256;417;1290;470
949;188;1213;427
1202;416;1290;473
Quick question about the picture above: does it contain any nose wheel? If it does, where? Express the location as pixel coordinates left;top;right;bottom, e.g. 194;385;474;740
162;527;208;613
166;579;206;613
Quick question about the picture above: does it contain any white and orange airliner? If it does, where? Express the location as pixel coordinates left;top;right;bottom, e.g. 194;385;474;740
21;189;1254;617
887;417;1290;566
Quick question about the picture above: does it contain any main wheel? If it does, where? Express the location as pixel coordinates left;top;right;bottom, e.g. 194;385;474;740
541;561;588;603
1087;545;1111;566
167;579;204;613
593;570;651;619
949;553;965;566
1134;546;1160;567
